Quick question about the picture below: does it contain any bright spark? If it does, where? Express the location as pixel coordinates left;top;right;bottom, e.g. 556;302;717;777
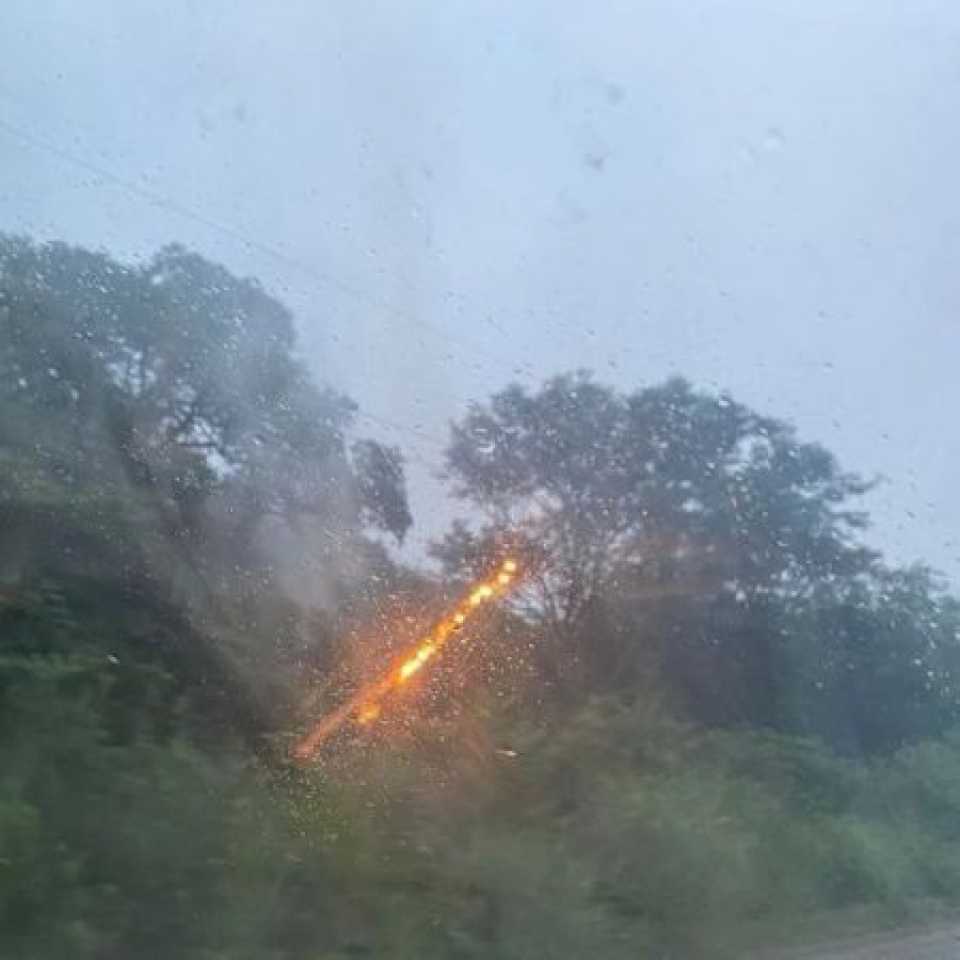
292;558;522;762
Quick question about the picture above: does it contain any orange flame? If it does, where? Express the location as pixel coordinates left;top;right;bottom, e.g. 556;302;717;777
291;558;522;762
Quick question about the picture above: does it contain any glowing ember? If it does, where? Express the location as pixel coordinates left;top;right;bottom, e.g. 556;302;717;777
357;703;381;724
291;557;522;762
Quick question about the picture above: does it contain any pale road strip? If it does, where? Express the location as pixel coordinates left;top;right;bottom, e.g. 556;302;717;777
752;923;960;959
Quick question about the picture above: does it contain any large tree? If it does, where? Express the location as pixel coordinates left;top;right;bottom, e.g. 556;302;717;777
436;372;960;748
0;237;410;547
0;234;411;736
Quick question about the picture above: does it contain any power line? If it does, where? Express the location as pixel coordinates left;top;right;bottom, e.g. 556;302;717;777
0;110;546;471
353;409;448;450
0;113;538;376
350;410;450;476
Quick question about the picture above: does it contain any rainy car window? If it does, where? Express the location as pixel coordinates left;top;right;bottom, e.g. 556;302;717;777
3;3;960;958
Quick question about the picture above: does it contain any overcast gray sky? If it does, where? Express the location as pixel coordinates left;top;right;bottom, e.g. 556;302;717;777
2;0;959;581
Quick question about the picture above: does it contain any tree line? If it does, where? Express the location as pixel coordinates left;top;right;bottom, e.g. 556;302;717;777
2;235;960;959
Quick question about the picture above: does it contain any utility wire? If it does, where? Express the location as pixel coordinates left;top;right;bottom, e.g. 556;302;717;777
0;112;519;463
0;113;541;377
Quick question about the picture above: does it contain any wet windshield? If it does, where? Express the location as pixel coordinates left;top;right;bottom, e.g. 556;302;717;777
2;3;959;958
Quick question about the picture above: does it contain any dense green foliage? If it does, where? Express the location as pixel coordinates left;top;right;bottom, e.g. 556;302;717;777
2;237;959;958
437;373;960;753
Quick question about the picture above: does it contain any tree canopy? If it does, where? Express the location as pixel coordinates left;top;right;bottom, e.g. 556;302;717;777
0;234;412;739
4;236;960;959
437;372;960;751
